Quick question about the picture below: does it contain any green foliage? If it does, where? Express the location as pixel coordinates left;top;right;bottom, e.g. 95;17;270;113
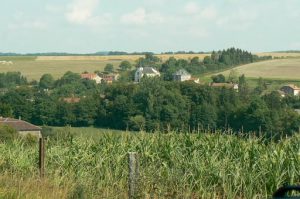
211;74;226;83
228;69;239;83
136;53;161;69
39;74;54;89
160;47;271;77
0;72;27;88
119;61;132;71
56;71;81;86
129;115;146;131
104;63;114;73
0;130;299;198
0;103;13;117
0;125;18;142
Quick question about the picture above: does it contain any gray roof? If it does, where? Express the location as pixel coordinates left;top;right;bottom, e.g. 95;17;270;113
0;118;41;131
174;69;190;76
142;67;158;74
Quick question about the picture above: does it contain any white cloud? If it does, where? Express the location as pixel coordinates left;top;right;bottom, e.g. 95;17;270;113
65;0;101;25
185;2;218;21
46;4;63;13
201;6;218;20
185;2;199;15
121;8;146;25
8;20;47;30
187;27;209;38
120;8;166;25
216;9;258;30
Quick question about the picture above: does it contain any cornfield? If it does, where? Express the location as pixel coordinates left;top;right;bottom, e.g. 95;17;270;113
0;128;299;198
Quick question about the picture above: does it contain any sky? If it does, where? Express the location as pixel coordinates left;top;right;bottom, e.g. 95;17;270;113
1;0;300;53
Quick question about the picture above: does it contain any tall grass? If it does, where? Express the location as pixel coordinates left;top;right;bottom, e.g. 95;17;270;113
0;128;299;198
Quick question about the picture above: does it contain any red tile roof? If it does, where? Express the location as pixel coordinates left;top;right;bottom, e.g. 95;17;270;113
80;73;97;80
0;118;41;131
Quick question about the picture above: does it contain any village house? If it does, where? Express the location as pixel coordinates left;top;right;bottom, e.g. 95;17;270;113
280;84;300;96
173;69;191;81
99;73;119;84
173;69;200;83
210;82;239;91
0;117;42;137
134;67;160;82
80;73;102;84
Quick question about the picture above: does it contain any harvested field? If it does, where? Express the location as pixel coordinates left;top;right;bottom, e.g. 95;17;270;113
216;59;300;80
36;54;211;62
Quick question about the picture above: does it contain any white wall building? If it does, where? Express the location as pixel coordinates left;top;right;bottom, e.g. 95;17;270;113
134;67;160;82
173;69;192;82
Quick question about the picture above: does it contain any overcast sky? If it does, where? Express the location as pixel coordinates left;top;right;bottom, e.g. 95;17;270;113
1;0;300;53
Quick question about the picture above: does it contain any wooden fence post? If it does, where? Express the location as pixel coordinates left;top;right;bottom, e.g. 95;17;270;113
39;137;45;178
128;152;139;199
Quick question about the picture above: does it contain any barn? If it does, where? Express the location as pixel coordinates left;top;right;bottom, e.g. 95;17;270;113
0;117;42;137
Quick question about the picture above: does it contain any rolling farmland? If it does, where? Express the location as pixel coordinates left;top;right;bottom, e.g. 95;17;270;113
215;58;300;80
0;52;300;80
0;54;209;80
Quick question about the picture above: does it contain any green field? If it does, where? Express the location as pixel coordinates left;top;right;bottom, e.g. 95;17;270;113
0;56;122;81
215;59;300;80
1;54;300;81
0;127;299;198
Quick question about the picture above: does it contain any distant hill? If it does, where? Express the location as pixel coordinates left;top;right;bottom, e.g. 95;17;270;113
0;50;210;57
272;50;300;53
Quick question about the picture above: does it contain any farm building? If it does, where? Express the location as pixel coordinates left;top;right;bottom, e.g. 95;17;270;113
0;117;42;137
280;84;300;96
99;73;119;84
134;67;160;82
173;69;191;82
211;83;239;91
173;69;200;83
80;73;102;84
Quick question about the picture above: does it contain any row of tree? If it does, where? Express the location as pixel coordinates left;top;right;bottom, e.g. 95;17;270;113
0;72;299;138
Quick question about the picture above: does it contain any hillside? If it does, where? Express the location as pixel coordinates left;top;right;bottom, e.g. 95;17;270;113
0;53;300;81
213;58;300;80
0;54;209;80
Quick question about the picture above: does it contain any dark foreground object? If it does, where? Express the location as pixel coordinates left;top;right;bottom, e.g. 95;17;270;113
273;186;300;199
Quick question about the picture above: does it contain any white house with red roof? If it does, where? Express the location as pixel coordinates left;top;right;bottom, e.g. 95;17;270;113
80;73;102;84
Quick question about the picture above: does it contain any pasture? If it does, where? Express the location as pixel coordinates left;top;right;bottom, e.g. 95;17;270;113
214;58;300;80
0;57;122;81
0;54;210;81
0;127;299;198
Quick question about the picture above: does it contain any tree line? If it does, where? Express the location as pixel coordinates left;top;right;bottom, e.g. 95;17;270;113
0;71;299;138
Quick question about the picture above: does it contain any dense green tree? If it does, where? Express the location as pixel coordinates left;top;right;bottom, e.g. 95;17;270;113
104;64;114;73
129;115;146;131
119;61;132;71
238;74;250;102
228;70;239;83
0;72;27;88
39;74;54;89
56;71;81;86
0;103;13;117
211;74;226;83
